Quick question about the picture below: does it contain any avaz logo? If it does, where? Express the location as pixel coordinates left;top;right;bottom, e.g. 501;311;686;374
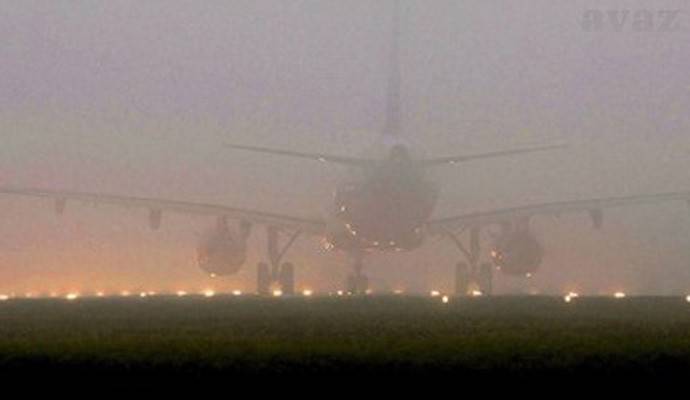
581;9;684;32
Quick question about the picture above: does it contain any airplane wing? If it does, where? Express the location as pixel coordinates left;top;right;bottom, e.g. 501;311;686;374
426;191;690;233
225;143;376;167
0;186;327;234
418;144;566;167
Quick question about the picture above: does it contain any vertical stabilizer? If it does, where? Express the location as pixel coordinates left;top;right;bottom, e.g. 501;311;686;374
383;0;402;139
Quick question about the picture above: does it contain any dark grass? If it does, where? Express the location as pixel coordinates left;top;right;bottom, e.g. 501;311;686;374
1;296;690;384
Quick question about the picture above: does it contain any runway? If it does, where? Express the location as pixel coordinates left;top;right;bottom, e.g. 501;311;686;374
0;295;689;384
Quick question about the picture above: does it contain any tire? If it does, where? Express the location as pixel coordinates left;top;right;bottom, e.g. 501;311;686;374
257;262;271;296
279;262;295;296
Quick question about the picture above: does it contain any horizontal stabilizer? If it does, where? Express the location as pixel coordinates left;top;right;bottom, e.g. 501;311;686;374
225;143;375;167
419;143;566;167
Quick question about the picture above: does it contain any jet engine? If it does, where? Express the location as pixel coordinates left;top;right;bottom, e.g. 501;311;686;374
490;228;544;276
196;219;251;276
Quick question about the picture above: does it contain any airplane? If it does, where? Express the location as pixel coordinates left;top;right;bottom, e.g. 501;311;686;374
2;2;689;296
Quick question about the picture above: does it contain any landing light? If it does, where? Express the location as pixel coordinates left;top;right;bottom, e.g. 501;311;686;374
614;292;626;299
564;292;579;303
302;289;313;297
139;292;148;298
686;295;690;303
65;293;79;301
441;295;449;304
121;291;131;297
0;294;9;301
471;290;483;297
563;293;578;303
177;291;188;297
430;290;441;297
96;292;105;298
203;290;215;298
232;290;243;296
393;289;404;295
336;290;344;296
525;273;533;279
272;290;283;297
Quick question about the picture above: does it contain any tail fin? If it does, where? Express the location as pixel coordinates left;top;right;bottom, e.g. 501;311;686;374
382;0;402;140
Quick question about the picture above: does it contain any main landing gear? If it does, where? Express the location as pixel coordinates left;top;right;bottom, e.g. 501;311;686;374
257;227;300;296
446;227;494;296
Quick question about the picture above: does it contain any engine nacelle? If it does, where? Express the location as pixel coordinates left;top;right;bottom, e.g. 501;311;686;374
490;230;544;276
196;219;249;276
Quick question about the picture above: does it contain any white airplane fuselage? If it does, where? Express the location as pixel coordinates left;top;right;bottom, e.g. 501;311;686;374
325;145;439;254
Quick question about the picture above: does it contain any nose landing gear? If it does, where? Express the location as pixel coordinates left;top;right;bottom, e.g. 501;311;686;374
345;255;369;295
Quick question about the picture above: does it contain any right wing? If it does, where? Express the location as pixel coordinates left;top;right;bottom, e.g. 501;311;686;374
427;191;690;234
225;143;376;167
0;186;327;235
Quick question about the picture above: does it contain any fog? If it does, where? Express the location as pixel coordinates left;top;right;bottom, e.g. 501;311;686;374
1;0;689;296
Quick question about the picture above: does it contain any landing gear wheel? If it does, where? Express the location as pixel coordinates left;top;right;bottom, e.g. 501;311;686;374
279;262;295;296
346;274;368;295
478;262;493;296
257;262;270;296
455;262;469;296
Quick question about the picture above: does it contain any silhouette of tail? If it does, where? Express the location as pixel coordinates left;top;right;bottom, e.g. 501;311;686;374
382;0;402;141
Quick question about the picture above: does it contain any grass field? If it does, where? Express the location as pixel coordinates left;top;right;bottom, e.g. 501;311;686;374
1;295;689;383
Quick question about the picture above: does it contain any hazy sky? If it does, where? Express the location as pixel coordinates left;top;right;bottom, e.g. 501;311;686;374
1;1;689;295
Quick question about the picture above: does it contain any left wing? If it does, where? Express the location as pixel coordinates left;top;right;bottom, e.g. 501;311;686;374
0;186;327;234
426;191;690;234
